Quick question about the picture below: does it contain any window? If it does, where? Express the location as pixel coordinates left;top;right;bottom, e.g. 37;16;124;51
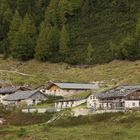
139;102;140;107
132;102;135;106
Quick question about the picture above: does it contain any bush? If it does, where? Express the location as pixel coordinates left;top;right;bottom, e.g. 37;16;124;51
3;111;53;126
50;112;127;127
17;128;27;137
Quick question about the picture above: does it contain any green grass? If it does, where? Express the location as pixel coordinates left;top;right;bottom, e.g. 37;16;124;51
1;112;140;140
33;103;53;109
67;92;91;98
0;58;140;87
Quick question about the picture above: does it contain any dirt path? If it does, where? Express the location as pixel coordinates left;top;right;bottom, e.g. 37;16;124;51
0;70;32;77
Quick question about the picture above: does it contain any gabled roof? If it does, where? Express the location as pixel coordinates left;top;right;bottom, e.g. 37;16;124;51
4;90;45;101
48;82;99;90
0;86;31;95
0;87;20;95
92;85;140;99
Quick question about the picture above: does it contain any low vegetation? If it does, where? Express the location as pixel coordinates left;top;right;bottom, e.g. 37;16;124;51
67;92;91;98
0;108;53;126
0;59;140;87
0;112;140;140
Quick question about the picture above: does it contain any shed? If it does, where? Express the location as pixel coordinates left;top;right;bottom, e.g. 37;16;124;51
4;90;47;106
43;82;99;96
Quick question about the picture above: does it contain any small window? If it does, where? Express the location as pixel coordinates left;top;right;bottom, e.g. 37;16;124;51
132;102;135;106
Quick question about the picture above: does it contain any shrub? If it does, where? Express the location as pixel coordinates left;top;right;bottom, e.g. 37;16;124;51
17;128;27;137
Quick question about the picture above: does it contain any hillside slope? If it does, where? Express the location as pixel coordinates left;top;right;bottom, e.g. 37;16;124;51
0;58;140;87
0;0;140;64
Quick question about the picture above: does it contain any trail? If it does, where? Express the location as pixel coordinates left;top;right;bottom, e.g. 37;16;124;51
0;70;32;77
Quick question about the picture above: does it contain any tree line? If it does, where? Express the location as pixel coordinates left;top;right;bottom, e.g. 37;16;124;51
0;0;140;64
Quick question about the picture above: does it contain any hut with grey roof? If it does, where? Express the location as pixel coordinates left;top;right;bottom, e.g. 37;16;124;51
40;82;99;96
87;85;140;110
3;90;47;106
0;86;31;105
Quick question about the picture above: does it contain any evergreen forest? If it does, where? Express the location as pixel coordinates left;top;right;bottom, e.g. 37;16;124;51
0;0;140;64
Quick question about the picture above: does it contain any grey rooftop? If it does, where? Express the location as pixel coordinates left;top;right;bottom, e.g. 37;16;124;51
93;85;140;99
4;90;42;101
0;87;19;94
48;82;99;90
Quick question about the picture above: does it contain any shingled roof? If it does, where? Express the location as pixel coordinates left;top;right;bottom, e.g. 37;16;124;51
4;90;45;101
93;85;140;99
0;86;31;95
0;87;20;95
48;82;99;90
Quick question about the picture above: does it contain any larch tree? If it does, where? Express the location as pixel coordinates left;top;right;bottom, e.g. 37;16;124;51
35;23;60;61
8;10;22;47
11;13;36;60
59;24;70;61
86;43;94;64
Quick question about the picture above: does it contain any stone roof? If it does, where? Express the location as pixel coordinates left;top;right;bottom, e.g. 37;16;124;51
92;85;140;99
3;90;45;101
48;82;99;90
0;86;32;95
0;87;19;94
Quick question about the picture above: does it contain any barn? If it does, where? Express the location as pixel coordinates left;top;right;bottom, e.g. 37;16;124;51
3;90;47;106
87;85;140;110
41;82;99;96
0;86;31;105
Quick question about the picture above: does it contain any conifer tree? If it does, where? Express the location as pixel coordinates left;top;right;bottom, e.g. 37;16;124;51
86;43;94;64
2;8;13;58
11;14;36;60
36;24;59;61
59;24;70;61
135;16;140;36
44;0;60;25
35;24;51;61
8;10;22;47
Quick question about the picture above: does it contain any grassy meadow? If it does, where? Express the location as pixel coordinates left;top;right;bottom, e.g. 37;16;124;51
0;58;140;87
0;59;140;140
0;112;140;140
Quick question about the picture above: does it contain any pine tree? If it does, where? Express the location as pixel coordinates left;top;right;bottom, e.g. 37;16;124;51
2;8;13;58
47;25;60;61
8;10;22;47
86;43;94;64
3;8;13;27
59;24;70;61
11;14;36;60
44;0;60;26
17;0;28;17
35;24;52;61
135;15;140;37
36;24;60;61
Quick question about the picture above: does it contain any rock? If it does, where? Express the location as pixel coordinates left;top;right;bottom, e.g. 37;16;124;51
0;118;6;125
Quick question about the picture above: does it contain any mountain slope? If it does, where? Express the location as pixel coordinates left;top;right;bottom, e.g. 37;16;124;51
0;58;140;86
0;0;140;64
